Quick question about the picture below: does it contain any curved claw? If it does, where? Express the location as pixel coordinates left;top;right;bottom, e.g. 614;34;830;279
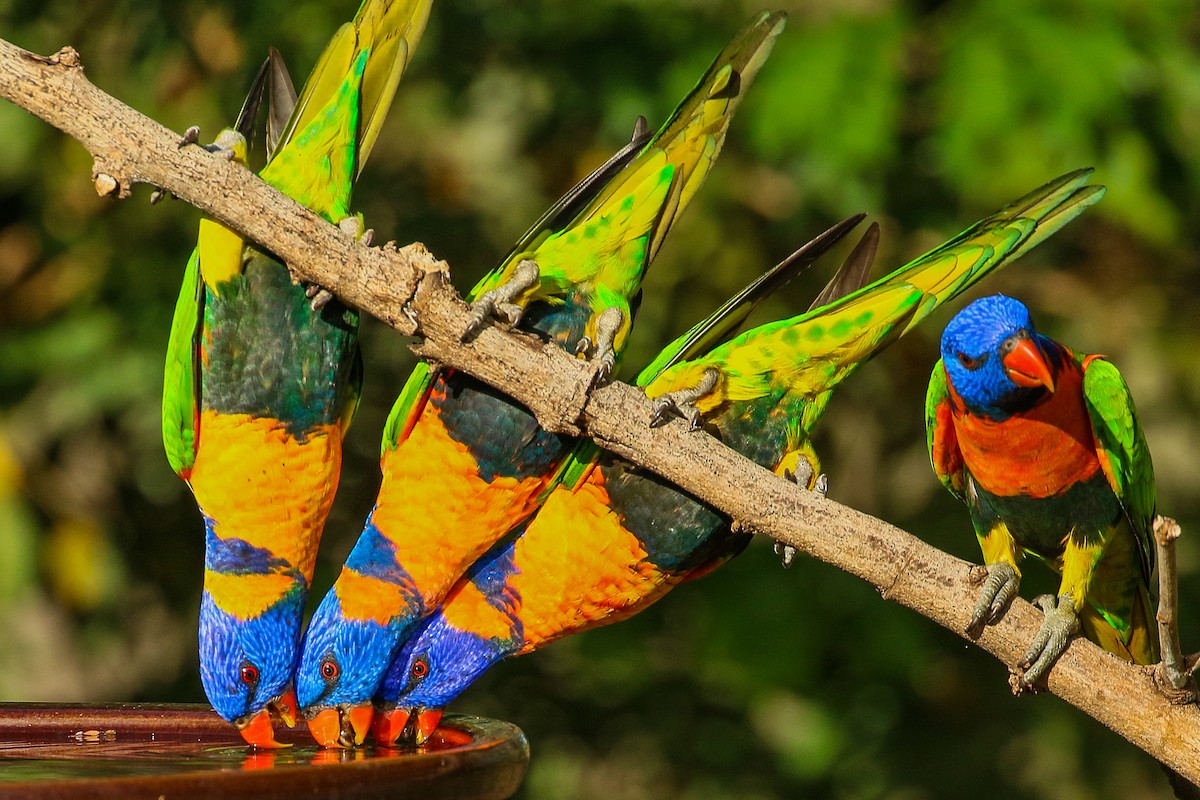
580;306;624;386
773;466;826;569
302;217;373;311
648;368;720;429
967;562;1020;633
305;283;335;311
463;260;540;341
177;125;201;148
151;127;207;204
1019;594;1079;688
157;126;240;202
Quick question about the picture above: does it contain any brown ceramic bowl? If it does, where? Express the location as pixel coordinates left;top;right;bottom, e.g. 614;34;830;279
0;703;529;799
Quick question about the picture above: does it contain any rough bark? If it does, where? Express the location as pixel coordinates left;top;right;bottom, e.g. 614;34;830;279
2;37;1198;783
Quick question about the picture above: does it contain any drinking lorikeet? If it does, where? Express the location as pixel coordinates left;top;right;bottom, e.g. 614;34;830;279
927;293;1157;687
161;0;433;747
296;11;788;748
371;169;1106;745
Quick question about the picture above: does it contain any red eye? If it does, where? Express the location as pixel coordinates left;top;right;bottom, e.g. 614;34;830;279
411;658;429;680
957;352;977;369
320;659;340;681
240;665;259;685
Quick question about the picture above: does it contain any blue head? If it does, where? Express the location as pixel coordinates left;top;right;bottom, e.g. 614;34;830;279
198;590;301;748
372;610;510;746
939;295;1057;420
295;585;418;748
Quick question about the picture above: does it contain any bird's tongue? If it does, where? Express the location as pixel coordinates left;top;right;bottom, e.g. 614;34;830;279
307;705;374;749
272;687;299;728
372;707;443;747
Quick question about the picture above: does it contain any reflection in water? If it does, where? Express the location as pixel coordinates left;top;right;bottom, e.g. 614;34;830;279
0;724;476;781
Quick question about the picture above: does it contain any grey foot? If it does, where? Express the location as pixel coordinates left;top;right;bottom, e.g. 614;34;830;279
1019;593;1080;688
967;562;1020;633
177;126;201;147
152;127;208;203
180;126;241;159
305;283;334;311
305;218;373;310
575;306;624;384
774;470;826;568
649;368;719;429
463;260;540;341
154;126;239;203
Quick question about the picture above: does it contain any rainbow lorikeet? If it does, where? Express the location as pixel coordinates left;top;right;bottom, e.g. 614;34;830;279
371;216;873;745
296;11;788;748
161;0;432;748
926;293;1157;687
372;169;1106;745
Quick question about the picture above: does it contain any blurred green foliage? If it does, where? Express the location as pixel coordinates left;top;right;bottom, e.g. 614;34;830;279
2;0;1199;797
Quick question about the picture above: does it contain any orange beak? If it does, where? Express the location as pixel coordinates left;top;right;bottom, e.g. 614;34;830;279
237;708;289;749
373;707;443;747
1003;336;1055;391
306;704;374;749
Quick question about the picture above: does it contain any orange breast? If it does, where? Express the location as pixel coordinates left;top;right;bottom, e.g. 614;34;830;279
507;469;670;650
188;411;341;586
950;365;1099;499
367;404;550;605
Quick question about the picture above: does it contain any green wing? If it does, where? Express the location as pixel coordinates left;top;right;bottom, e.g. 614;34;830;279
646;168;1106;415
1082;355;1156;582
378;127;654;454
460;119;654;305
162;251;203;477
161;61;272;475
467;10;786;307
552;214;863;492
925;359;966;502
637;214;865;385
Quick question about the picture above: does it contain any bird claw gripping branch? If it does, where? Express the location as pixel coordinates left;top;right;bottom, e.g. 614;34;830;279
575;306;625;385
1018;593;1081;689
649;367;720;429
151;127;243;204
462;259;540;341
774;470;827;569
967;561;1020;633
305;217;374;311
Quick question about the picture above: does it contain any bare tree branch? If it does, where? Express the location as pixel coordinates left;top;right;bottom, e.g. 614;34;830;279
3;37;1199;782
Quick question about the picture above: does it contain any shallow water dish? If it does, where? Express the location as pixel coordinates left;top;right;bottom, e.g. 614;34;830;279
0;703;529;799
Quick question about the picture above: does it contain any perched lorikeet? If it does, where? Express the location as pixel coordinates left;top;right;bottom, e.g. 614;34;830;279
296;11;788;748
372;169;1106;745
161;0;432;748
926;293;1157;686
